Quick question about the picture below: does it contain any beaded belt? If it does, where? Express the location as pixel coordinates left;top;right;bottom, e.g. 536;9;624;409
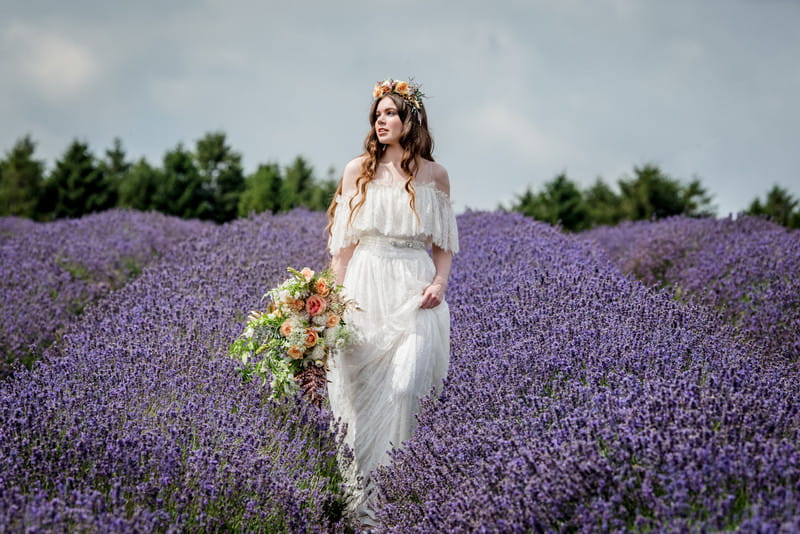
359;235;426;250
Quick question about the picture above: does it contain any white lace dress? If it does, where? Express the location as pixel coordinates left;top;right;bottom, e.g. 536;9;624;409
327;176;459;520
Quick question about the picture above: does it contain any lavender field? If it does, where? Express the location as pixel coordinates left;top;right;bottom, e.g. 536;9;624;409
1;209;798;532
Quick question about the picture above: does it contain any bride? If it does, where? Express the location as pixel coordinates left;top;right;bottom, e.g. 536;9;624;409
325;78;459;526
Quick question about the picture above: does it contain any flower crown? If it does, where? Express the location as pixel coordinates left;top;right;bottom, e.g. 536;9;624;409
372;78;426;110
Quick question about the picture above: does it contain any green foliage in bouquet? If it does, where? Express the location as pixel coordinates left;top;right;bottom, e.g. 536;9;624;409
229;267;357;405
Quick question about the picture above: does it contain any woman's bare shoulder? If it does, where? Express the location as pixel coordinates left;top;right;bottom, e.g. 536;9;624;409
428;161;451;195
340;156;365;195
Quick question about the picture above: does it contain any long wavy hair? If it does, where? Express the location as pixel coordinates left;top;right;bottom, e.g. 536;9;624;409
326;92;435;238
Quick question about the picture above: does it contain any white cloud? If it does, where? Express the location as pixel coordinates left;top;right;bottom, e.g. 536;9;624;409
470;102;565;165
3;21;98;103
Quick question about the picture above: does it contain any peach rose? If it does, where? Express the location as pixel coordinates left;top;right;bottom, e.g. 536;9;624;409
394;81;409;95
306;294;327;316
287;345;304;359
279;319;294;337
314;278;331;297
373;85;383;98
304;329;319;347
301;267;315;281
325;314;340;328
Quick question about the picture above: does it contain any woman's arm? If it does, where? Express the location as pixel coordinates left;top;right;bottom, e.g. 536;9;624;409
421;244;452;309
328;157;362;285
331;242;356;286
421;161;455;309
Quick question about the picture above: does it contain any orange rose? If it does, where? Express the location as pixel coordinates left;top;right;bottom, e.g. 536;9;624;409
300;267;315;281
373;85;383;98
287;345;304;359
304;329;319;347
314;278;331;297
279;320;294;337
306;295;327;316
394;81;409;95
325;314;340;328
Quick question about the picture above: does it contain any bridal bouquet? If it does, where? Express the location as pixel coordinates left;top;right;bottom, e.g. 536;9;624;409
229;267;357;406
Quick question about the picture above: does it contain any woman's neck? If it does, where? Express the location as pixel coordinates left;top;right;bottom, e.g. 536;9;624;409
379;144;404;165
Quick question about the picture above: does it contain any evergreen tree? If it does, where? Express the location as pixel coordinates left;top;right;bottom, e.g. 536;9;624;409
618;164;684;220
195;132;245;223
305;166;338;211
306;178;338;211
681;177;715;217
617;165;715;221
100;138;131;208
0;135;45;219
747;185;799;228
280;156;316;211
45;139;112;219
118;158;161;211
238;162;283;216
510;172;590;231
584;178;622;227
159;144;210;219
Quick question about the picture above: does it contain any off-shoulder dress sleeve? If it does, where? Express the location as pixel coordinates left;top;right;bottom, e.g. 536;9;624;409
328;193;358;256
428;187;459;254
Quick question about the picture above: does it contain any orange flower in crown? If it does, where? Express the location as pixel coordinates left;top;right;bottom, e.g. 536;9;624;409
372;78;426;110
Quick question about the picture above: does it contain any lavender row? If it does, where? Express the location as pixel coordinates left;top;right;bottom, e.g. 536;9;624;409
373;212;799;532
3;209;798;531
580;215;800;362
0;209;207;377
1;210;353;532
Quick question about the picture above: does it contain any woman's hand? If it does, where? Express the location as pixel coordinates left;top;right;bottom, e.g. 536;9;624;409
422;245;453;309
421;281;446;309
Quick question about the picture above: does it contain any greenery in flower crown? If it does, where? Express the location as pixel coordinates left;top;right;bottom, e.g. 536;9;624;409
373;78;426;110
229;266;358;404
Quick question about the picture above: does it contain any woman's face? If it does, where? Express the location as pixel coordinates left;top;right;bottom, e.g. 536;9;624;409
374;96;403;146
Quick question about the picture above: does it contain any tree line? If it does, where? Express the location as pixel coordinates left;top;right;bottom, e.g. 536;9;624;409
1;133;798;229
0;133;337;223
507;165;799;231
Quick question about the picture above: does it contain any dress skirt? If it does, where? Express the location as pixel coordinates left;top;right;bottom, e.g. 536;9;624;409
327;235;451;516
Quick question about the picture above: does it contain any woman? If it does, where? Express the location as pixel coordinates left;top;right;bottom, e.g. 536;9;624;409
326;78;459;525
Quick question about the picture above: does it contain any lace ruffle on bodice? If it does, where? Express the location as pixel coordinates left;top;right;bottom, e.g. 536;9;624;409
328;181;459;255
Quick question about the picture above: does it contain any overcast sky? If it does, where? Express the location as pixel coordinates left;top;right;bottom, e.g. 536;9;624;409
1;0;798;215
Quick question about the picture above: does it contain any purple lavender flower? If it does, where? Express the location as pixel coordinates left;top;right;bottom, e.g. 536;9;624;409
2;209;797;532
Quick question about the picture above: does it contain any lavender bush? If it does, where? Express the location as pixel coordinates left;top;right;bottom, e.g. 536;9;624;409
0;209;205;377
373;212;799;532
1;210;353;532
580;216;800;362
2;209;798;532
